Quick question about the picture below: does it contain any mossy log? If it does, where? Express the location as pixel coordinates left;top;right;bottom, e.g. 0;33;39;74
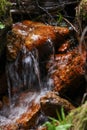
67;101;87;130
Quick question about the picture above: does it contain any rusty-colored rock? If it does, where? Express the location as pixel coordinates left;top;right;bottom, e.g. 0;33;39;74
0;105;40;130
16;103;40;129
58;40;73;53
7;20;69;61
40;91;75;117
47;47;86;94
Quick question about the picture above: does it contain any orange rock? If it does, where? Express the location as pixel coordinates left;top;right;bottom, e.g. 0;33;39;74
16;103;40;129
7;20;69;61
58;40;71;53
47;47;86;95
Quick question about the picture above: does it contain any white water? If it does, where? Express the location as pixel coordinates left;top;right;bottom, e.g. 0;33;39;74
0;90;47;126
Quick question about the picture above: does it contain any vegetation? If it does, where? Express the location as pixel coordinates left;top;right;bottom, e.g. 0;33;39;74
67;102;87;130
0;0;12;29
0;22;5;29
43;102;87;130
43;107;72;130
76;0;87;32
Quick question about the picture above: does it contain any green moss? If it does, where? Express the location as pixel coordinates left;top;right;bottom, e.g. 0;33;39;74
67;102;87;130
0;0;12;27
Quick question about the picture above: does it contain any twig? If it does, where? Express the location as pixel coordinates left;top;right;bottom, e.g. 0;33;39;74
63;17;79;33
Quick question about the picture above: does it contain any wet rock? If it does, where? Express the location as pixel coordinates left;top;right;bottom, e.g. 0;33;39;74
57;40;71;53
40;91;75;117
0;91;42;130
47;46;86;96
16;103;40;129
7;20;69;61
0;90;75;130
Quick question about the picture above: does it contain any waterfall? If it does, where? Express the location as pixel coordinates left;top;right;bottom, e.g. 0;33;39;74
6;46;41;105
0;35;56;127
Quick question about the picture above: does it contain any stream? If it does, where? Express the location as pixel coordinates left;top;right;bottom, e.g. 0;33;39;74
0;37;54;127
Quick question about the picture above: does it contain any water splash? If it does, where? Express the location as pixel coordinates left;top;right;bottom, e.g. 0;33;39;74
0;90;47;126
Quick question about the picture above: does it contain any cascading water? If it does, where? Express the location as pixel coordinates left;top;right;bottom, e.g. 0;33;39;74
6;46;41;102
0;46;46;127
0;91;47;126
0;36;55;128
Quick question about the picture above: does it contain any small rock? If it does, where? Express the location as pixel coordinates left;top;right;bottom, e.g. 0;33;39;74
40;91;75;117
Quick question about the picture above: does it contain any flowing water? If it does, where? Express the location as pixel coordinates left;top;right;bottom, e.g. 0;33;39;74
0;90;47;126
0;39;55;127
6;47;42;105
47;38;55;60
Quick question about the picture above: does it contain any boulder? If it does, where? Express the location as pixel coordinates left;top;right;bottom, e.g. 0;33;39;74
6;20;70;95
47;46;86;97
7;20;69;61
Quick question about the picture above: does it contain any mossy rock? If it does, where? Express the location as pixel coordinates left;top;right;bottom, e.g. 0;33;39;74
79;0;87;21
67;102;87;130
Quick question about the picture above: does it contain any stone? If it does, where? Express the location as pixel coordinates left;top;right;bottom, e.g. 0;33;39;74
16;103;40;129
47;46;86;96
40;91;75;117
0;91;75;130
7;20;69;61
